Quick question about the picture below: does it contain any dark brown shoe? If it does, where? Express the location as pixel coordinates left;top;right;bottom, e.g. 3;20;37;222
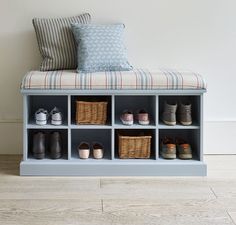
32;132;46;159
50;132;62;159
160;136;176;159
176;137;193;159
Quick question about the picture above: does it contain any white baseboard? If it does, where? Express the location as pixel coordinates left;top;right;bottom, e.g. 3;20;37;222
0;120;235;154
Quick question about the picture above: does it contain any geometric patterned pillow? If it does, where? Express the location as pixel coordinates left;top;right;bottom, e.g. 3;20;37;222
71;23;133;73
32;13;91;71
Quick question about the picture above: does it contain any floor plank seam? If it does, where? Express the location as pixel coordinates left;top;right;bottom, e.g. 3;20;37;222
209;186;218;198
99;178;102;189
226;210;236;225
101;199;104;212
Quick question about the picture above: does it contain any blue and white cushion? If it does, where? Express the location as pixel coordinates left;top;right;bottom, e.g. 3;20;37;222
71;24;133;73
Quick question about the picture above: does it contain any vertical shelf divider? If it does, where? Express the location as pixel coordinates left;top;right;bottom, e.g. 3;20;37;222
111;128;115;160
200;94;203;162
111;94;115;126
111;94;115;160
23;95;28;161
68;95;71;160
155;94;159;160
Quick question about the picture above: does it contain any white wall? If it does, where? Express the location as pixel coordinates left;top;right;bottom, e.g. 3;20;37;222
0;0;235;154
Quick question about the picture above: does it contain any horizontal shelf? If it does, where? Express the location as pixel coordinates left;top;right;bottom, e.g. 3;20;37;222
113;158;156;163
70;158;112;163
70;123;112;129
114;120;156;129
71;148;112;161
114;125;156;129
26;152;200;164
157;157;200;164
27;123;199;130
24;157;201;164
158;121;200;129
26;156;68;162
27;121;68;129
27;123;113;129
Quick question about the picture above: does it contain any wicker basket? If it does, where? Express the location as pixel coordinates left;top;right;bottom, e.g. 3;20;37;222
118;133;152;159
76;100;108;125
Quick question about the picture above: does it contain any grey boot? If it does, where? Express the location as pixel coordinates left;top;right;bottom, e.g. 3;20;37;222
178;102;192;126
50;132;62;159
32;132;46;159
162;101;177;126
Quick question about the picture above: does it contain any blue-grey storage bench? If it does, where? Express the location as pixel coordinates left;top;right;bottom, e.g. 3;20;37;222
20;69;207;176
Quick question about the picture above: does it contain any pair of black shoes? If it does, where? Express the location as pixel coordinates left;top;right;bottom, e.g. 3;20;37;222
32;131;62;159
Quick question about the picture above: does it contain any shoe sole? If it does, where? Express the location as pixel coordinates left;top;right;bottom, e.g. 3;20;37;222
180;121;192;126
161;153;176;159
51;120;62;125
179;154;193;159
51;153;62;159
138;120;150;125
162;120;176;126
121;119;133;126
36;120;47;125
33;153;45;159
94;156;103;159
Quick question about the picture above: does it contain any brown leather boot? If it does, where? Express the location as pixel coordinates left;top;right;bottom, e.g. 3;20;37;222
50;132;62;159
32;132;46;159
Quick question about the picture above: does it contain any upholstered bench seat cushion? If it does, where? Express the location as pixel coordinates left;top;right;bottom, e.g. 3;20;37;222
21;69;206;90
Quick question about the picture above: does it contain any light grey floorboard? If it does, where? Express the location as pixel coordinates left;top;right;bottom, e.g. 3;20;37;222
228;212;236;225
100;177;215;200
0;155;235;225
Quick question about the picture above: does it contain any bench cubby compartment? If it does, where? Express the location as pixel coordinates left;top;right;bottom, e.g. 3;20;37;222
28;95;68;126
159;129;201;161
71;129;112;160
115;95;156;126
71;95;112;126
159;95;200;127
115;129;156;160
27;129;68;160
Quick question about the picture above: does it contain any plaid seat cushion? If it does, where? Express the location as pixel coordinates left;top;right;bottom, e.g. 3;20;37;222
21;69;206;90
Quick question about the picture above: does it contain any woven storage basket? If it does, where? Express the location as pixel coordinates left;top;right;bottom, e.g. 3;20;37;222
76;100;108;125
118;133;152;159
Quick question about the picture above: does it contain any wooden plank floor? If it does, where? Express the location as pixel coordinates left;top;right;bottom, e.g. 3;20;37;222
0;155;236;225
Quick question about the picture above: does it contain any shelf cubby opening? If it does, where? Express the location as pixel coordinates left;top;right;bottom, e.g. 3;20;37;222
115;95;156;127
28;95;68;126
114;129;156;160
27;129;68;161
71;95;112;126
159;129;201;161
71;129;112;160
159;95;200;127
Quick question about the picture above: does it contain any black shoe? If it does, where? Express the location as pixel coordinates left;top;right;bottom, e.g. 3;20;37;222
32;132;46;159
50;132;62;159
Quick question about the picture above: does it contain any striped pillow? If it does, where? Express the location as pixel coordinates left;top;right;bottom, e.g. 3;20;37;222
33;13;91;71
